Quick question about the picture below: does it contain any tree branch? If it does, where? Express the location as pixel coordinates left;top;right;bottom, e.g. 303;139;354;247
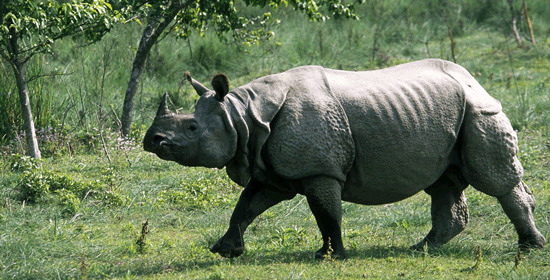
523;0;536;45
120;0;195;137
507;0;522;47
27;71;74;83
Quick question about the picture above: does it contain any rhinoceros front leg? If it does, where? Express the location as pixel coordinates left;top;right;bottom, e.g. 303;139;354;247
211;180;297;258
300;176;346;259
411;167;469;250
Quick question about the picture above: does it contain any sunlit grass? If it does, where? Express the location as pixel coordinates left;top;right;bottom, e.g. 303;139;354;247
1;127;548;279
1;4;550;278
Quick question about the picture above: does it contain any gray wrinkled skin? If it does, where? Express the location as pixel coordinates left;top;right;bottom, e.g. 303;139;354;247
143;59;546;259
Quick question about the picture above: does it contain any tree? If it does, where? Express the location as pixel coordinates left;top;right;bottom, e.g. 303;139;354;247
0;0;122;158
505;0;536;47
120;0;360;137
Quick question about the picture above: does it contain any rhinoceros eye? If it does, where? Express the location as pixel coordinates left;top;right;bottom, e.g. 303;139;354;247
184;123;199;138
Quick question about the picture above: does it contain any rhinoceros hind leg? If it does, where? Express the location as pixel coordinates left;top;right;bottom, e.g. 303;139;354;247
497;181;546;249
301;176;347;260
411;166;469;250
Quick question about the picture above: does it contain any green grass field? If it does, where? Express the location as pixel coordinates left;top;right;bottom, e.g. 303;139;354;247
1;128;549;279
1;1;550;279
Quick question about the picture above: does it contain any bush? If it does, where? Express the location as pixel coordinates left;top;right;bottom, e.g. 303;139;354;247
9;155;42;172
17;170;50;203
15;161;127;209
54;189;80;216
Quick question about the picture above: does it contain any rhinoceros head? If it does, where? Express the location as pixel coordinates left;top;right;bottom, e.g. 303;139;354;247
143;73;237;169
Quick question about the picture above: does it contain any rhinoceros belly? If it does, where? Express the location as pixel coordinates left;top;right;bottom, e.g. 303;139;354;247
325;62;466;205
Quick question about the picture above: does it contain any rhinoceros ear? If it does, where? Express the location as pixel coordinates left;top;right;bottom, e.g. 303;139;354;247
156;92;173;118
185;71;209;96
211;74;229;102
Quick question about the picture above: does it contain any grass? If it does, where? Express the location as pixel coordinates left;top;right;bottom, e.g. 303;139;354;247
1;1;550;279
0;127;549;279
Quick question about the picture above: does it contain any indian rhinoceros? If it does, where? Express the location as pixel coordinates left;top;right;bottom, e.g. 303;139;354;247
143;59;546;259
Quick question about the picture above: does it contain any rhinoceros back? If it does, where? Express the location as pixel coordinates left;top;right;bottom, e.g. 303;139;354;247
326;59;470;204
227;59;515;201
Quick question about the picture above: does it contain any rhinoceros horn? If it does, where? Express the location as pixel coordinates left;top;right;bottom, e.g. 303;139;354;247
185;71;209;96
155;92;172;118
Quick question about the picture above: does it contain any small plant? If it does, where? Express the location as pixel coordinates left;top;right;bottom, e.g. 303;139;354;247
136;219;149;254
128;123;147;143
422;241;429;257
80;255;88;280
323;237;334;261
54;189;80;216
271;226;306;248
471;246;483;270
15;164;127;209
157;177;237;210
9;154;42;172
514;248;522;269
17;170;50;203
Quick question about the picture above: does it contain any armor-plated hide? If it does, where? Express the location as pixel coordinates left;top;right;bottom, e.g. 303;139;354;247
144;59;545;259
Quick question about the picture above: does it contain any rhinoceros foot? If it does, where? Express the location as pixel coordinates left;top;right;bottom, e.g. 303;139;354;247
409;238;446;252
314;246;347;260
210;234;244;258
497;181;546;251
518;232;546;250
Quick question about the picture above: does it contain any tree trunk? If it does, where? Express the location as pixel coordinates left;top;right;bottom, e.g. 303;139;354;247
12;60;41;159
507;0;522;47
511;17;522;47
523;0;536;45
120;1;190;137
120;21;157;137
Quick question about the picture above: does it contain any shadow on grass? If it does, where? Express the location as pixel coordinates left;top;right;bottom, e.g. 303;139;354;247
85;242;514;278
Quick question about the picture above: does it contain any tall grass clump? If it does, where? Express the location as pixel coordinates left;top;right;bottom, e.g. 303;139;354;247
0;56;54;146
0;60;19;144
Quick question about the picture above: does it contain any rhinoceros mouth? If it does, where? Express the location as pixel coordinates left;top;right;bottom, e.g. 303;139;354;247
144;133;172;153
146;141;175;159
153;148;176;161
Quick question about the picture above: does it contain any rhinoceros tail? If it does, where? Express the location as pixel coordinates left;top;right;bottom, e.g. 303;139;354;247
443;60;523;197
441;60;502;116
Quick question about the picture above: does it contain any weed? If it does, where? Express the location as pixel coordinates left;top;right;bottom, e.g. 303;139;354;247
16;171;49;203
9;154;42;172
323;237;334;261
80;255;88;280
14;160;127;208
136;219;149;254
514;248;522;269
54;189;80;216
471;246;483;271
156;177;238;210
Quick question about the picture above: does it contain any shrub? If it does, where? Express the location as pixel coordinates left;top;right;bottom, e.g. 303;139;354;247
15;163;127;209
9;155;42;172
54;189;80;216
17;170;50;203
